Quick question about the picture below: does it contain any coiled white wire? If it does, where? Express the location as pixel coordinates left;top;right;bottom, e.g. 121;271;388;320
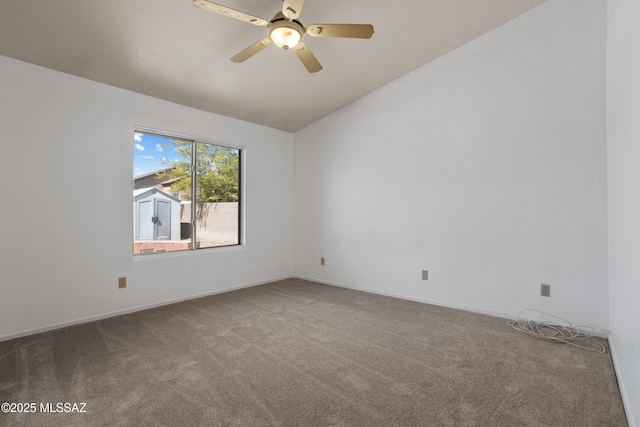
507;309;606;353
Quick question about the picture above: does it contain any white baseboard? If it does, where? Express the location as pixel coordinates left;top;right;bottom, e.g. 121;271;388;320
0;275;294;342
293;274;518;321
608;337;636;427
293;275;611;339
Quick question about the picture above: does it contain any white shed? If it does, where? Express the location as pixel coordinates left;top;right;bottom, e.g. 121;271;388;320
133;188;181;241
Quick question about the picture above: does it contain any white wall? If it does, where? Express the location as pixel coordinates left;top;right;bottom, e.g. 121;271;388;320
607;0;640;424
0;55;295;340
294;0;608;328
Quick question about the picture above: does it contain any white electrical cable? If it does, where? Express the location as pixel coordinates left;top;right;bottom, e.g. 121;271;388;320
507;309;606;354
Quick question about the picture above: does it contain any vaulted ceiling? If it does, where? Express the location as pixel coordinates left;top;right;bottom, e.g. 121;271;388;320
0;0;545;132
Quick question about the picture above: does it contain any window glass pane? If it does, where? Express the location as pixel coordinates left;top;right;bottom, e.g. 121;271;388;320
194;143;240;249
133;131;241;255
133;132;192;254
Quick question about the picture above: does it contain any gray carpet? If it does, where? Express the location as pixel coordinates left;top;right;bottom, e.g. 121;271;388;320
0;278;628;426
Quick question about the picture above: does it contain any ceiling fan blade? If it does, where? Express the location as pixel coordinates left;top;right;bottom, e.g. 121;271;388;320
282;0;305;19
231;38;272;63
293;42;322;73
193;0;268;26
306;24;374;39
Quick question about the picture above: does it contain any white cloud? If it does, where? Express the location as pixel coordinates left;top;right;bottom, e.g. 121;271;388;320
135;143;145;151
138;155;154;160
134;132;143;143
156;144;164;152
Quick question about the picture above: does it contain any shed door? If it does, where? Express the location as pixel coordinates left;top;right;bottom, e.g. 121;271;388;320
137;200;153;240
154;199;171;240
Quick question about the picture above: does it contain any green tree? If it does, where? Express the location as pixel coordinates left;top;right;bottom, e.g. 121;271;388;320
159;140;239;203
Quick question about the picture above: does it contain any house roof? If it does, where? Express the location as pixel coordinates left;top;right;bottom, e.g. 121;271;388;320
134;169;172;181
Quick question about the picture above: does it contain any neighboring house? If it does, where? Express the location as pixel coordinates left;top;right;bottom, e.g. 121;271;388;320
134;169;181;199
133;187;181;241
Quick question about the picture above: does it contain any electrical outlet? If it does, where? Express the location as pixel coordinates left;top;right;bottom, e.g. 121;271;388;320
118;277;127;289
541;284;550;297
422;270;428;280
320;257;325;266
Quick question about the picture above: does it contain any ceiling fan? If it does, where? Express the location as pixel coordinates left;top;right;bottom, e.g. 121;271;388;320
193;0;374;73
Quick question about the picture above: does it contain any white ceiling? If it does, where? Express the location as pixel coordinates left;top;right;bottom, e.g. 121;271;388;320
0;0;545;132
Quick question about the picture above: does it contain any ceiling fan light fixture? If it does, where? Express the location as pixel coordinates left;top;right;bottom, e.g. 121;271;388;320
194;0;374;73
269;21;302;50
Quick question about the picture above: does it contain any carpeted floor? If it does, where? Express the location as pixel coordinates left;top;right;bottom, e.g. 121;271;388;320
0;278;628;426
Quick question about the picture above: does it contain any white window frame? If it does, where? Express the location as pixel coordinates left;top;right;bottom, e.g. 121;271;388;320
133;127;245;256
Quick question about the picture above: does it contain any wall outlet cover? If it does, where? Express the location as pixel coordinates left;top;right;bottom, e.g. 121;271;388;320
541;284;550;297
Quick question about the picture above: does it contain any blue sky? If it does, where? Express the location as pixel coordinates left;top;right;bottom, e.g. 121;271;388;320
134;132;183;176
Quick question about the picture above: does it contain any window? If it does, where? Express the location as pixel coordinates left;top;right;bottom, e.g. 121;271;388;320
133;131;241;255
